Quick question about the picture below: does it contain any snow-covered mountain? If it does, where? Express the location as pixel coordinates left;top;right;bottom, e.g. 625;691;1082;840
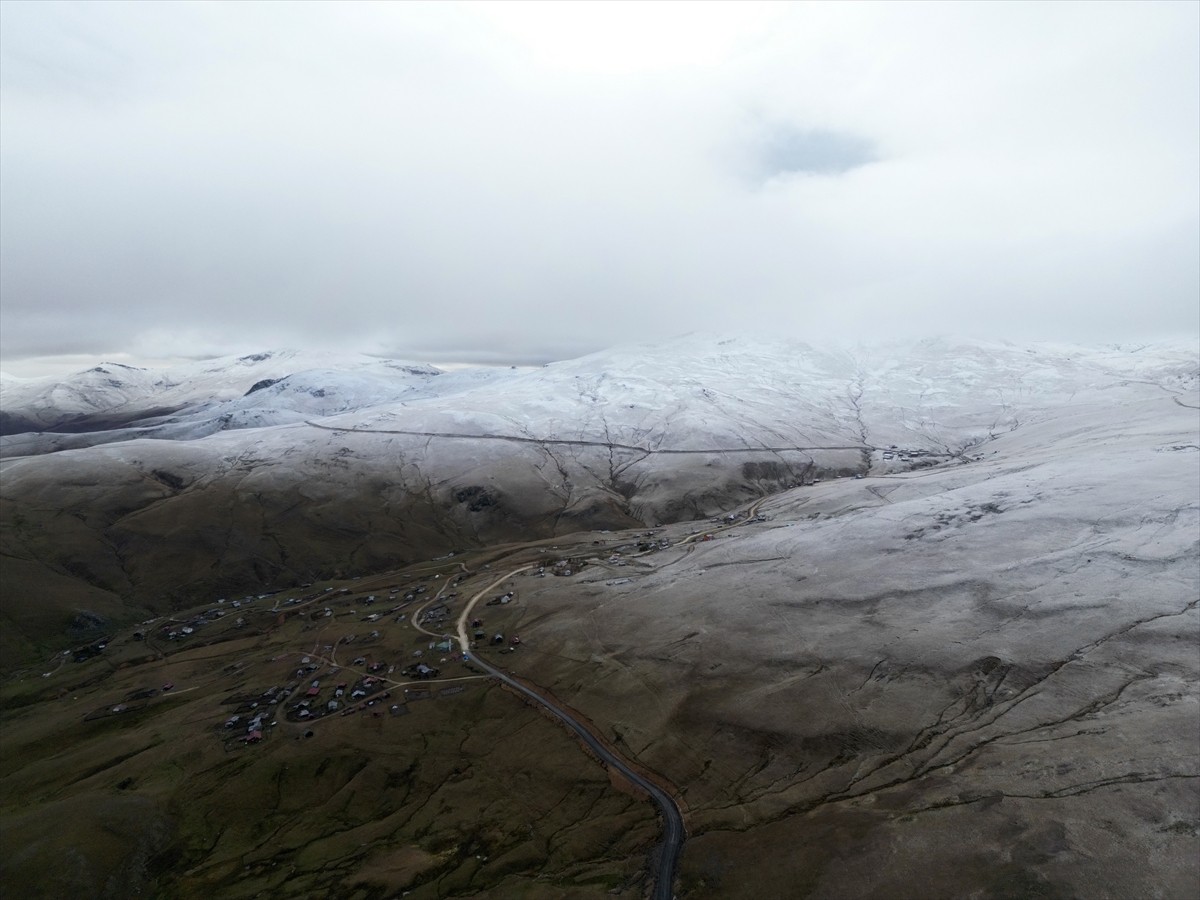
5;335;1195;454
0;349;443;437
2;336;1197;900
0;335;1196;664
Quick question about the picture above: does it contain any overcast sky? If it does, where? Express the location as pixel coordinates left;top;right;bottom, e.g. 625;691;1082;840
1;0;1197;375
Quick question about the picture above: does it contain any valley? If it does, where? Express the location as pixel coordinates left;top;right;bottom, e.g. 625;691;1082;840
1;336;1198;898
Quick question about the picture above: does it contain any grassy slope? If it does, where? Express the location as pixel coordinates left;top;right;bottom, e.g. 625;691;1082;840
0;564;658;900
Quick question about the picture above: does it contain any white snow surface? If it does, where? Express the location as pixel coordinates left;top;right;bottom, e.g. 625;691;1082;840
0;349;442;431
2;336;1196;460
1;334;1196;651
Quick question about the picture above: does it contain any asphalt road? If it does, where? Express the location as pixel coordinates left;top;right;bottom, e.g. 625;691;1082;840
468;650;684;900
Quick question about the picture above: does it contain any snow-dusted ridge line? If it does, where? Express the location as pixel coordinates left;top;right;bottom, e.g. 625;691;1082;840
0;348;444;424
2;336;1195;459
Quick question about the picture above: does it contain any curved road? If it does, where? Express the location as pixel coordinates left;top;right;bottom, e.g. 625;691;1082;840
455;570;684;900
467;651;684;900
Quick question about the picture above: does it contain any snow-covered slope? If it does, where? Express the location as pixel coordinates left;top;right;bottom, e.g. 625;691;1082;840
508;373;1200;900
0;335;1195;664
263;334;1200;450
0;349;443;436
9;335;1194;456
2;335;1195;899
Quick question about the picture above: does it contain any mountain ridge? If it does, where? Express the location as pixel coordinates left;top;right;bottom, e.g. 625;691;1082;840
0;335;1196;667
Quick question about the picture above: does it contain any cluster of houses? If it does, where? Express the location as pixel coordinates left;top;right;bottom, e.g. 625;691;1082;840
291;579;445;631
717;512;750;524
219;662;393;742
492;634;521;654
637;537;673;551
225;710;268;744
283;671;392;723
400;661;441;679
197;568;533;744
597;531;672;561
417;603;450;629
880;446;942;464
527;557;587;578
465;615;520;652
156;595;274;642
221;682;293;744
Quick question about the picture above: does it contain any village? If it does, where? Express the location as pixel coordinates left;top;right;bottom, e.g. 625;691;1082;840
38;455;922;751
195;578;517;748
48;539;618;750
39;499;770;754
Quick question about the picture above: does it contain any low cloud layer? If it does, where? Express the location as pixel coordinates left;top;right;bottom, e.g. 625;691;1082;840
2;1;1197;373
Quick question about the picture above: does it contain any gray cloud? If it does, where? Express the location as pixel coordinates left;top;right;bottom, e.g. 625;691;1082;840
756;126;877;179
1;1;1197;375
